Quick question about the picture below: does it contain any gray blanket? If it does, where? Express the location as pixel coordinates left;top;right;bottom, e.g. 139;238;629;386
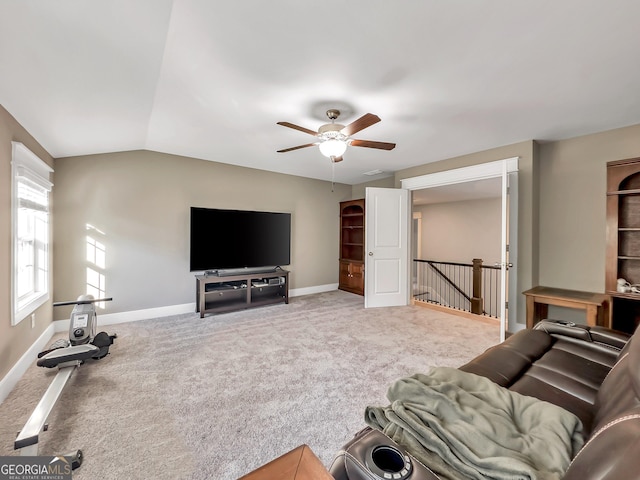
365;367;584;480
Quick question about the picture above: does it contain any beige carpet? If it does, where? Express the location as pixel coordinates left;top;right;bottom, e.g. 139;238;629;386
0;290;499;479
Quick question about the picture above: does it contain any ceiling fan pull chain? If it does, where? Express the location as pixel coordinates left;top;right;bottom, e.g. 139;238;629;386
331;158;335;192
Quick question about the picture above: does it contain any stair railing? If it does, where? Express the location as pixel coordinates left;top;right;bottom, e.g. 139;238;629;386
413;258;501;317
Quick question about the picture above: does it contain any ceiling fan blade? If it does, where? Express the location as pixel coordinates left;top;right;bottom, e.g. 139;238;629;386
277;143;317;153
277;121;318;137
331;156;344;163
350;139;396;150
340;113;381;136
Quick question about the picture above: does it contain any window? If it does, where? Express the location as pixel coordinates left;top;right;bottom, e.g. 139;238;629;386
11;142;53;325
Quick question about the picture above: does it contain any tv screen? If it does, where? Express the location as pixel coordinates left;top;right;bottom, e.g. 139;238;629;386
190;207;291;272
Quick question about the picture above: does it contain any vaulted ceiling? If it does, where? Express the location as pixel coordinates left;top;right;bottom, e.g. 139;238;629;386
1;1;639;184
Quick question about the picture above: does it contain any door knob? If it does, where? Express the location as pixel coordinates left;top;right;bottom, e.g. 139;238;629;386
368;252;373;256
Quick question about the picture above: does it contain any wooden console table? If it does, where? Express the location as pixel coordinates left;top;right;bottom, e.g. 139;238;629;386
523;286;610;329
239;444;333;480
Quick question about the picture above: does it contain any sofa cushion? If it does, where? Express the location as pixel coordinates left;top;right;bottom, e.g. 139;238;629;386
459;329;551;387
509;372;596;431
460;323;626;433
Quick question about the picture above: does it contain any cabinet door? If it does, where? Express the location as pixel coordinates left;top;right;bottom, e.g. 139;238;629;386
339;261;364;295
350;262;364;294
339;261;351;289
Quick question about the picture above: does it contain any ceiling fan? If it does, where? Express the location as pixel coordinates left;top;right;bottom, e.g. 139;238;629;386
276;109;396;163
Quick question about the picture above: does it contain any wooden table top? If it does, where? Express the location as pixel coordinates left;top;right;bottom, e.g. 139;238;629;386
239;444;333;480
522;286;609;305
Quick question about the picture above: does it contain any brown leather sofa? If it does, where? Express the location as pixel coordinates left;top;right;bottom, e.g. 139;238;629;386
329;320;640;479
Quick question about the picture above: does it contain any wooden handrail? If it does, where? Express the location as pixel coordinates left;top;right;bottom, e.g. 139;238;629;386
423;260;474;307
414;258;498;317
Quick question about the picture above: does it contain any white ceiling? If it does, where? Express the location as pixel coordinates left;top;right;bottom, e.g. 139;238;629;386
1;1;640;185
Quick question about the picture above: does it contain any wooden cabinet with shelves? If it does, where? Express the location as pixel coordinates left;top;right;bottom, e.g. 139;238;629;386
339;199;365;295
606;158;640;333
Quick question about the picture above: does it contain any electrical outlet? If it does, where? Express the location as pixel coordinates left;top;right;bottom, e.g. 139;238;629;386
31;313;35;329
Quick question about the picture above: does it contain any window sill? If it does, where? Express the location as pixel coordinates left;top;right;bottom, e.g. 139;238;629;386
13;292;49;326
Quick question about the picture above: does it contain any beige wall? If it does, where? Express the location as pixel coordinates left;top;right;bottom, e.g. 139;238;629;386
351;176;395;199
53;150;352;317
415;198;502;264
538;124;640;292
0;106;55;381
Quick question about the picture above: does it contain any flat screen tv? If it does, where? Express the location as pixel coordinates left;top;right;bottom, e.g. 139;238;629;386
190;207;291;272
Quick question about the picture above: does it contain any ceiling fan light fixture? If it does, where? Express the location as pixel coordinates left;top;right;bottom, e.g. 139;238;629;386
318;138;347;158
277;109;395;164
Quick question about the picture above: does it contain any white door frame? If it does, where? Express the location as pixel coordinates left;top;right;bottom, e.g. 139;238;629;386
401;157;519;341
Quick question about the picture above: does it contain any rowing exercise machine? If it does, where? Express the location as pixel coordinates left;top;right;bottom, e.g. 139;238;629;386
14;295;116;469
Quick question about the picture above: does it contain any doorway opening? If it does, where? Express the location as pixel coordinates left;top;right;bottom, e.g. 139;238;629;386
411;178;502;317
401;157;519;341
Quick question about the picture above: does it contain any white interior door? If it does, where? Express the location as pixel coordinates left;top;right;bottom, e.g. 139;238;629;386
498;163;508;342
506;171;519;336
364;187;410;308
497;166;519;341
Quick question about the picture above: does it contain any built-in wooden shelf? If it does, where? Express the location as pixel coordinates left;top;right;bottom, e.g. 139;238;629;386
339;199;365;295
606;157;640;333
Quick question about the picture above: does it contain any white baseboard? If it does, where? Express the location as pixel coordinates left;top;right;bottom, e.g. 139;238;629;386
54;302;197;332
0;324;55;404
1;286;338;404
290;283;338;297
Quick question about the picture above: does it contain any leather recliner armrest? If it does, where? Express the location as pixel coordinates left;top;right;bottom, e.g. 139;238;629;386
534;320;631;351
534;319;592;341
329;428;440;480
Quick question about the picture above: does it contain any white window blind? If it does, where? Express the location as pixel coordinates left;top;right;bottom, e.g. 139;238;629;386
11;142;53;325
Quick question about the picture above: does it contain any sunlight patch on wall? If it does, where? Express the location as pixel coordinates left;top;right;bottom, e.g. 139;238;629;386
86;224;106;308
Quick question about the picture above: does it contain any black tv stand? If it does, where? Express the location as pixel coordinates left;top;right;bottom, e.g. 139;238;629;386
195;269;289;317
